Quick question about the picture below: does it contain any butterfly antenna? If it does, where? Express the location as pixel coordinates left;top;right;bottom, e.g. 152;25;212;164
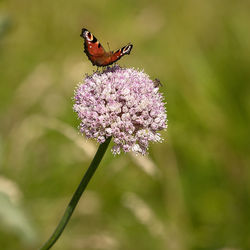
107;42;111;52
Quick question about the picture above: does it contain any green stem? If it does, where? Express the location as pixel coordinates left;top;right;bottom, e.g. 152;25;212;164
40;137;112;250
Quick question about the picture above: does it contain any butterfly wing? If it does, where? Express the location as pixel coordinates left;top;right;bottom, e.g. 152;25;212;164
80;28;107;66
102;44;133;66
80;28;133;67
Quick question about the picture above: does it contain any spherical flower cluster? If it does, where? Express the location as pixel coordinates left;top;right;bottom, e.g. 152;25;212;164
73;66;167;155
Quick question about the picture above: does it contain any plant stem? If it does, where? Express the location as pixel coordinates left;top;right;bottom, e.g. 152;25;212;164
40;137;112;250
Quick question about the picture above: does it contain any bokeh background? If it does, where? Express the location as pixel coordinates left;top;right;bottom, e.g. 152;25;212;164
0;0;250;249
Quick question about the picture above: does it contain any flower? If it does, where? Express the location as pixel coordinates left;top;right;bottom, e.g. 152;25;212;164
73;66;167;155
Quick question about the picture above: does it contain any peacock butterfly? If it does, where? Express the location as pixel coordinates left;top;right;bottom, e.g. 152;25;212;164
80;28;133;67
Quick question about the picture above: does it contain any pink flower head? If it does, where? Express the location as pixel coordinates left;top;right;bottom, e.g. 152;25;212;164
73;66;167;155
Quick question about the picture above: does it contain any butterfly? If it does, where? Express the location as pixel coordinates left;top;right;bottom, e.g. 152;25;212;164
80;28;133;67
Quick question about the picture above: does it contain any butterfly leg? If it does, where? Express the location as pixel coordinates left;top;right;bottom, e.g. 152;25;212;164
95;66;100;72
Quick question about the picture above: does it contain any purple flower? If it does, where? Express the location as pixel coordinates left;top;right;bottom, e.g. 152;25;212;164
73;66;167;155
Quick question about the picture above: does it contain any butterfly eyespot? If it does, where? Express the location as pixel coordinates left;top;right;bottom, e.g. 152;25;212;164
122;45;132;54
86;32;93;41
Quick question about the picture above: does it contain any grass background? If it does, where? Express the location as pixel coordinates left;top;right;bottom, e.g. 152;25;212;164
0;0;250;249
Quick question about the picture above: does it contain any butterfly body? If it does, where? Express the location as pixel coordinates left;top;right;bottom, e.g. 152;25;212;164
80;28;133;66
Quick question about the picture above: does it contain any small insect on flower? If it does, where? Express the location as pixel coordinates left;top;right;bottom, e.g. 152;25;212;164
73;66;167;155
153;78;163;87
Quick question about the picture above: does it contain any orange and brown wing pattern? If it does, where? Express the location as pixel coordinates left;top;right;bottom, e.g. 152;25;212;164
80;28;133;67
80;28;107;66
104;44;133;66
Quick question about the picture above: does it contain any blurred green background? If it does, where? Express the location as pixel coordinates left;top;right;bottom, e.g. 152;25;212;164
0;0;250;249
